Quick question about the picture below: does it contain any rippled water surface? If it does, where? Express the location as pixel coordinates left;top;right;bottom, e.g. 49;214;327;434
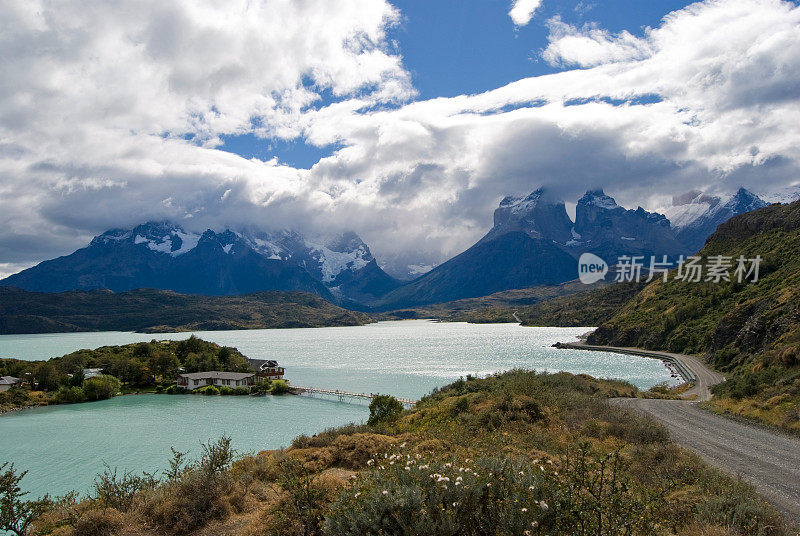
0;321;675;498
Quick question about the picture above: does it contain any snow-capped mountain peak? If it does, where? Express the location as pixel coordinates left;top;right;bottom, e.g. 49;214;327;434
92;222;201;257
667;188;768;253
488;187;572;243
578;189;621;211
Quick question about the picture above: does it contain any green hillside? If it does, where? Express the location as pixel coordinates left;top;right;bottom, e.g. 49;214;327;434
15;371;785;535
0;287;372;334
589;201;800;431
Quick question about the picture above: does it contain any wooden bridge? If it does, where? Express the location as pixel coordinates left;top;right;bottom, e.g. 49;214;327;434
289;385;417;408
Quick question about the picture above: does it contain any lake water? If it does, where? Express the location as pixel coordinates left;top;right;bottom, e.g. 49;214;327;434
0;321;676;500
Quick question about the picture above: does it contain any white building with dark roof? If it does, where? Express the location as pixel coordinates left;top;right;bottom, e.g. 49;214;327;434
246;359;285;380
177;371;262;391
0;376;23;392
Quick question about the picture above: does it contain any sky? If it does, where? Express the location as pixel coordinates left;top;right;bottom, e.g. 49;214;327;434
1;0;800;279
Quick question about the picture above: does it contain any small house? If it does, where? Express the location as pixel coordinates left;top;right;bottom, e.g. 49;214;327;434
83;368;104;379
177;371;262;391
0;376;23;392
246;359;285;380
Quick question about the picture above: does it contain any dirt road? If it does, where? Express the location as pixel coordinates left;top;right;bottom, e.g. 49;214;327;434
612;397;800;527
557;341;800;526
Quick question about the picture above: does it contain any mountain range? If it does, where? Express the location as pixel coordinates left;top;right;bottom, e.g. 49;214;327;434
0;223;401;306
373;187;766;308
0;187;775;309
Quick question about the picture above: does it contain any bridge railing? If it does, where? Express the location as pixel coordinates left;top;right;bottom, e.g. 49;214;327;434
289;385;416;407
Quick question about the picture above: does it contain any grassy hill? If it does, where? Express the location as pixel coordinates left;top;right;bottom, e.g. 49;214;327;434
588;200;800;432
379;280;612;324
17;371;785;535
0;287;372;334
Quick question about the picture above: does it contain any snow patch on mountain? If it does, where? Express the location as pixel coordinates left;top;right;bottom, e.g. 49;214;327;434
306;241;371;283
763;185;800;205
580;190;620;210
661;192;720;231
172;231;200;256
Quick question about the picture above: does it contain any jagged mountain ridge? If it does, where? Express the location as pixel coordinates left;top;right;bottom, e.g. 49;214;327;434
0;222;401;304
375;186;772;309
1;186;776;310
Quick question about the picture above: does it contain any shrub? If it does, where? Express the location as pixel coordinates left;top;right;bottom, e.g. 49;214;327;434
82;375;121;401
218;386;235;395
2;387;29;406
69;508;125;536
367;394;404;425
325;447;662;536
266;457;329;536
143;437;237;534
55;386;86;404
251;381;272;395
270;380;290;395
194;385;220;396
324;454;559;536
164;385;188;395
93;465;156;512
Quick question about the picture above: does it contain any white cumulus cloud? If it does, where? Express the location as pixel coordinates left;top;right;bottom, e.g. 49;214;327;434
1;0;800;278
508;0;544;27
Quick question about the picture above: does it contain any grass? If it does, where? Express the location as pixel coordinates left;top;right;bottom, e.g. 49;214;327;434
587;202;800;433
20;370;788;536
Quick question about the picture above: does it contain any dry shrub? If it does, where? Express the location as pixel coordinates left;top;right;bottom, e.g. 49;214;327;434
313;469;355;493
412;438;446;453
69;508;126;536
328;433;397;469
776;345;800;366
676;523;743;536
142;471;233;534
287;447;336;472
231;450;284;482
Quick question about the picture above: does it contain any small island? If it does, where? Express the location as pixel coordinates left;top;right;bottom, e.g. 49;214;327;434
0;336;290;413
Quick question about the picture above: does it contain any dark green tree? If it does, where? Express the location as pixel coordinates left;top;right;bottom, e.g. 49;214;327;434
33;361;61;392
367;395;404;426
0;462;50;536
83;375;122;401
69;366;84;387
148;350;180;381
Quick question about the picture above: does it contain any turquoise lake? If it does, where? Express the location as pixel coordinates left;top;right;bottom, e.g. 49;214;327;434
0;320;677;500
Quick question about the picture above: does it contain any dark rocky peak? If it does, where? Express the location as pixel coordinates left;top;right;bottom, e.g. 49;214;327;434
486;187;573;243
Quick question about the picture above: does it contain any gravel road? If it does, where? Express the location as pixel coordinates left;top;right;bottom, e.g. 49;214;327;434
612;397;800;527
566;343;799;528
556;341;800;527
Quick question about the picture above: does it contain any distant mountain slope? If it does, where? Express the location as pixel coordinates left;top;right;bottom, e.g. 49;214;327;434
377;187;690;309
663;188;768;253
376;231;577;309
0;223;400;304
0;287;372;334
588;200;800;432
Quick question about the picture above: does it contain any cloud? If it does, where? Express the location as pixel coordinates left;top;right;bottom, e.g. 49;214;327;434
1;0;800;277
508;0;544;27
541;17;653;67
